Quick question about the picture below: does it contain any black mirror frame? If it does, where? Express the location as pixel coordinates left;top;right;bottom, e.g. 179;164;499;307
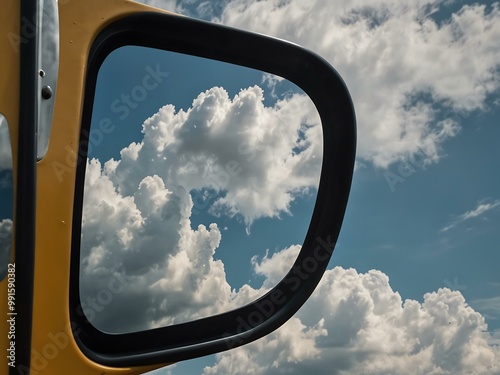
70;11;356;367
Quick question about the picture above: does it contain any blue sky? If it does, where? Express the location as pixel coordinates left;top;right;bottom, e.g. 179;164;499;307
0;0;499;374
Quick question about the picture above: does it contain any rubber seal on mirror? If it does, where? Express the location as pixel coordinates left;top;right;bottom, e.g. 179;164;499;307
70;11;356;366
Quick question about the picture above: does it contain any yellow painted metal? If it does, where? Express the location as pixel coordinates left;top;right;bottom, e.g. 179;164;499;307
0;0;20;373
1;0;175;373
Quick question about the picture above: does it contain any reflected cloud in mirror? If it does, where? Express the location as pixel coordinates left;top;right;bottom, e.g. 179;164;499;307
80;46;323;333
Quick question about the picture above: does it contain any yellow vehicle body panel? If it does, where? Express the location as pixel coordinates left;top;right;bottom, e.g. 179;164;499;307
1;0;173;373
0;0;20;369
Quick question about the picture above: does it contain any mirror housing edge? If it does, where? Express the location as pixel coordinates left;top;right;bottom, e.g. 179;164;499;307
70;11;356;367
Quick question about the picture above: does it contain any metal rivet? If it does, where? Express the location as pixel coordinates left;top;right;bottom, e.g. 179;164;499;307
39;69;45;77
41;86;53;100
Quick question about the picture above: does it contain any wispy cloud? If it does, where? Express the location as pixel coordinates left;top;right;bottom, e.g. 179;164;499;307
470;296;500;325
471;296;500;318
489;330;500;346
440;200;500;233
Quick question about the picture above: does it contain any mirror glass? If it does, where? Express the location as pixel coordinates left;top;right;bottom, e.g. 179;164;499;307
0;113;14;280
79;46;323;333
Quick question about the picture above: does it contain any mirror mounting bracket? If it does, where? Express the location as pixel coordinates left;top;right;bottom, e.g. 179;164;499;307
37;0;59;160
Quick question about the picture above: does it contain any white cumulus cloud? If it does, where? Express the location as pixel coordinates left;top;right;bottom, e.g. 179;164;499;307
215;0;500;168
81;156;235;331
80;85;321;332
103;85;321;229
204;246;500;375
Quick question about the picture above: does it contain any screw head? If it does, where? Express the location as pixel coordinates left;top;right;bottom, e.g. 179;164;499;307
41;86;53;99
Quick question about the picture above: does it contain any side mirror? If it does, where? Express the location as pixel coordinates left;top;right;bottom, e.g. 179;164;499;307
70;11;356;367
